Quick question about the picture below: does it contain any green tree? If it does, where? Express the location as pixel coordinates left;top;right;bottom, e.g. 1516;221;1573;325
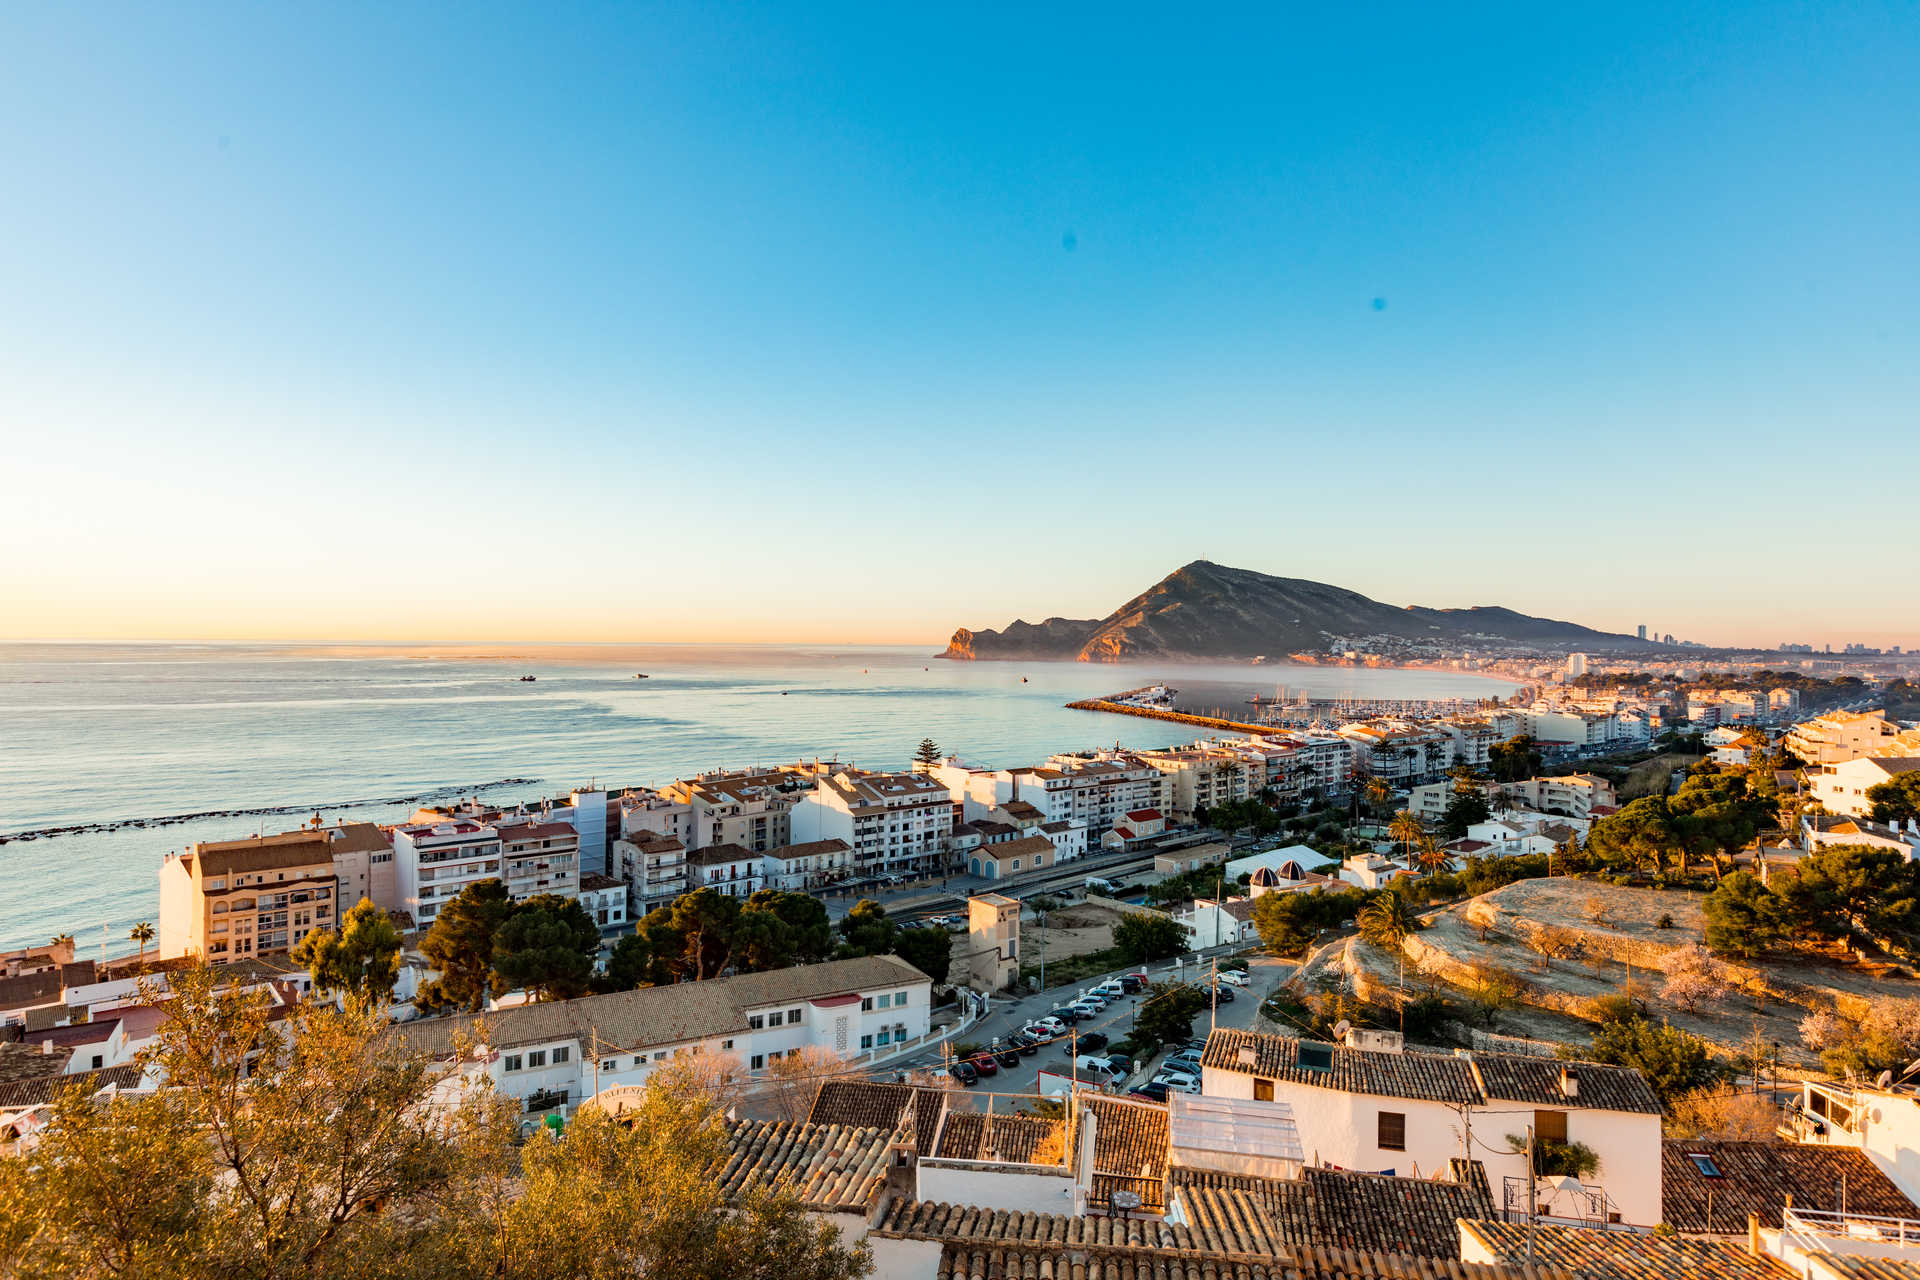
604;929;665;991
1387;810;1427;862
666;888;745;980
1112;911;1187;964
128;921;155;964
1869;771;1920;826
1583;1016;1718;1104
1488;734;1543;783
418;877;516;1012
1131;981;1208;1050
1670;770;1769;875
1440;785;1491;839
913;738;943;769
491;893;602;1001
1702;871;1785;958
1356;890;1419;950
292;896;403;1013
1585;796;1689;877
1777;843;1920;956
837;898;898;958
893;926;952;983
744;889;834;964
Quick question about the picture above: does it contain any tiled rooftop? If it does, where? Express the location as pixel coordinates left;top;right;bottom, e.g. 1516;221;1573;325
933;1112;1067;1166
1084;1095;1170;1210
1462;1220;1786;1279
711;1119;897;1213
1473;1056;1662;1115
1202;1029;1485;1105
805;1079;949;1157
1661;1140;1920;1232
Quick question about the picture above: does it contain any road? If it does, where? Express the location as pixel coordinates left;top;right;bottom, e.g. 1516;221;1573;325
884;950;1298;1096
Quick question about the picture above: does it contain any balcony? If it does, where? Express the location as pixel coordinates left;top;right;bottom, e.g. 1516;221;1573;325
1782;1207;1920;1261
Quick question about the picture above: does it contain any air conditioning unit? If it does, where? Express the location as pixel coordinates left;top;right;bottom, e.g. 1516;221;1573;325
1344;1028;1405;1054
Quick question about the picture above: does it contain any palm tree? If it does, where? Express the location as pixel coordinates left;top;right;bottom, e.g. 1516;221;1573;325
1414;834;1452;878
129;921;155;964
1365;778;1393;823
1388;810;1428;862
1357;889;1421;1032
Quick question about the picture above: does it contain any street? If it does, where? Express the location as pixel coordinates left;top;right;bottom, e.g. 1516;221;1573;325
884;950;1297;1096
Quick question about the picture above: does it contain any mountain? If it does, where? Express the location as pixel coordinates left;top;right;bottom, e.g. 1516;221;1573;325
938;560;1646;663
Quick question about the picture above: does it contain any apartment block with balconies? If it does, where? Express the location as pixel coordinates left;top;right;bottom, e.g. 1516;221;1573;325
158;831;339;963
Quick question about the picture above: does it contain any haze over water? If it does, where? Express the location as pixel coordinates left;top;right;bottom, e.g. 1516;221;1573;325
0;643;1516;953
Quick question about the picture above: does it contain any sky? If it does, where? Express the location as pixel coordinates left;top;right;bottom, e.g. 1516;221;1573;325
2;4;1916;650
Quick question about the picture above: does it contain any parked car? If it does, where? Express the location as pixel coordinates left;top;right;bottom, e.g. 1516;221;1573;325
1153;1069;1199;1093
968;1052;999;1077
994;1048;1020;1069
1075;1054;1122;1079
1078;1031;1111;1052
1128;1081;1170;1104
1068;1001;1103;1018
1008;1032;1042;1054
1117;975;1144;993
1050;1006;1087;1023
1092;980;1127;999
1027;1018;1064;1036
1210;986;1235;1004
1104;1054;1134;1075
1166;1051;1203;1074
1218;969;1251;987
950;1061;978;1085
1075;990;1109;1008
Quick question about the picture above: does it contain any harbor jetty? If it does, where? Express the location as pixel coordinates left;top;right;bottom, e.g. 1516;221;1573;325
1065;696;1272;736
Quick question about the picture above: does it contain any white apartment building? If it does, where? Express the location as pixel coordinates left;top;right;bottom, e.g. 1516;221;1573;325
612;831;688;917
1134;745;1257;823
790;770;955;878
1409;773;1618;824
760;838;855;892
1810;757;1920;818
393;816;580;927
1787;710;1918;766
401;954;932;1127
927;753;1163;836
686;843;765;899
1199;1028;1665;1227
576;874;628;930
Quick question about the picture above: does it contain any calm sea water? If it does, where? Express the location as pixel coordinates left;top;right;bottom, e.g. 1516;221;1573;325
0;642;1515;954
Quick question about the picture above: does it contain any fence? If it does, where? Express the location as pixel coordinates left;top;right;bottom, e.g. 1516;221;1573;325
1471;1028;1561;1058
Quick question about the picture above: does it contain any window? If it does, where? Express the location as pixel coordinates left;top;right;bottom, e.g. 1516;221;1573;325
601;1059;616;1072
860;1034;874;1051
1254;1079;1274;1101
894;991;908;1005
1687;1152;1723;1178
1534;1110;1568;1144
553;1047;569;1064
876;993;891;1010
750;1055;765;1070
788;1007;802;1022
861;997;874;1011
527;1050;547;1068
1296;1042;1334;1072
768;1011;783;1027
721;1039;734;1051
876;1030;891;1046
504;1055;522;1072
748;1014;765;1029
1377;1111;1407;1152
652;1051;667;1062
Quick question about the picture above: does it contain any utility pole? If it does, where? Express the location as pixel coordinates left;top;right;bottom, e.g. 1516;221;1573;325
1525;1125;1537;1262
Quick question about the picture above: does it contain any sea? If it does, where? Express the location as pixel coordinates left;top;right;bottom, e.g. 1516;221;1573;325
0;642;1517;954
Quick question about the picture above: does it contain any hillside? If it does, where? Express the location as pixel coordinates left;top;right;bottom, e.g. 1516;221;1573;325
940;560;1644;662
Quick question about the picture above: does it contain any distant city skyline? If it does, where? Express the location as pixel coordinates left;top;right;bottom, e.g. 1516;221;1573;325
2;6;1916;648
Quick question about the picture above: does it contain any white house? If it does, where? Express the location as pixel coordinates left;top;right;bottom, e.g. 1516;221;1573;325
1810;757;1920;819
576;874;628;931
1178;897;1260;948
397;954;933;1130
759;838;855;892
1199;1027;1664;1228
685;842;765;898
790;770;955;879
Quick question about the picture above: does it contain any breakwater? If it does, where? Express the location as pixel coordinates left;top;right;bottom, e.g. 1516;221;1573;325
1065;698;1273;736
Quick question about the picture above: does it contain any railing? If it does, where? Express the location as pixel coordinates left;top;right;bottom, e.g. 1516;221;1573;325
1784;1207;1920;1251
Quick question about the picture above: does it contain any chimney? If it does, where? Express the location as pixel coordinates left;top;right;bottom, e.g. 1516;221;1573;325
1558;1066;1579;1099
1748;1212;1761;1257
40;1040;53;1055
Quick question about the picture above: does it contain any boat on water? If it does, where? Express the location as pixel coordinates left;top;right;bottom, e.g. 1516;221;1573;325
519;675;536;682
634;673;648;679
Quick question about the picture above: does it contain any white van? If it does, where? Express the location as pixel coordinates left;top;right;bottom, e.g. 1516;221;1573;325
1076;1054;1123;1080
1085;876;1119;894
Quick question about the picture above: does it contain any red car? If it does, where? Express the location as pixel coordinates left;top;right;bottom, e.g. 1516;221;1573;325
968;1052;999;1076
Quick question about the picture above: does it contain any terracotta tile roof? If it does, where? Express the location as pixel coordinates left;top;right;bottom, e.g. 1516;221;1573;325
1258;1165;1498;1259
874;1199;1234;1255
396;953;928;1056
767;838;852;861
933;1112;1067;1166
976;835;1056;863
687;841;757;867
805;1080;949;1156
1461;1220;1787;1278
0;1041;73;1085
1084;1095;1170;1210
0;1064;146;1109
1471;1055;1663;1115
1661;1140;1920;1232
711;1119;897;1213
1202;1029;1486;1105
1811;1258;1920;1280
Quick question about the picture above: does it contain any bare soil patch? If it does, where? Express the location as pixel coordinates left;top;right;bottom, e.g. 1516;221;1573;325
1022;902;1123;963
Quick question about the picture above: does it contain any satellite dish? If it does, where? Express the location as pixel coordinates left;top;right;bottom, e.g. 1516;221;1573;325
1878;1071;1894;1088
1332;1019;1353;1039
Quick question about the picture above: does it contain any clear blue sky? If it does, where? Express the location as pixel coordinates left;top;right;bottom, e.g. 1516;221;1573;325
2;4;1915;647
